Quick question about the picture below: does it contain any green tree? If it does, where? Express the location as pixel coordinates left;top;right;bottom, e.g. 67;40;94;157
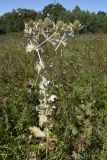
43;3;66;22
97;11;107;33
0;9;37;33
0;17;6;34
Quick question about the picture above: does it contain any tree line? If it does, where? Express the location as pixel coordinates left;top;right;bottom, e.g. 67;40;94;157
0;3;107;34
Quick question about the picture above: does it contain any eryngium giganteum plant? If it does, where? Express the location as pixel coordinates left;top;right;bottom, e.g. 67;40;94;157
24;18;78;157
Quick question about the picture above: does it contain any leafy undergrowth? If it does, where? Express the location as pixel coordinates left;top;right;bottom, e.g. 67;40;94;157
0;34;107;160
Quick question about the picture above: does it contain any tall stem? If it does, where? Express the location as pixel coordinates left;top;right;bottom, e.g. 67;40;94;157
55;34;66;51
35;33;55;50
37;51;42;64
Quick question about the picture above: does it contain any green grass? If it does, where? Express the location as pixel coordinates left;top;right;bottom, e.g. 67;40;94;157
0;34;107;160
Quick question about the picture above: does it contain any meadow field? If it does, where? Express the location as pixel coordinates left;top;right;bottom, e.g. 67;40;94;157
0;34;107;159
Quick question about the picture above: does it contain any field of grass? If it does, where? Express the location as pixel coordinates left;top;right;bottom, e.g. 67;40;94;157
0;34;107;160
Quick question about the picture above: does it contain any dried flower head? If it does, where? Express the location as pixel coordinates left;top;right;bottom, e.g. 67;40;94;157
29;126;46;138
47;139;57;150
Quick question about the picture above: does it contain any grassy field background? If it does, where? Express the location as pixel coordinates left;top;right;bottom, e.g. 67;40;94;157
0;34;107;159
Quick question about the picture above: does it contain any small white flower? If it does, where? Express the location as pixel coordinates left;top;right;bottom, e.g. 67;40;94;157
39;77;50;93
28;89;31;94
40;103;49;109
39;114;48;127
29;126;46;138
26;41;34;52
52;105;56;109
42;76;50;87
24;28;29;34
35;62;45;74
47;95;57;102
39;98;46;105
24;23;29;34
29;27;32;35
39;81;44;90
35;63;41;74
39;88;46;96
39;60;45;69
49;63;53;67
